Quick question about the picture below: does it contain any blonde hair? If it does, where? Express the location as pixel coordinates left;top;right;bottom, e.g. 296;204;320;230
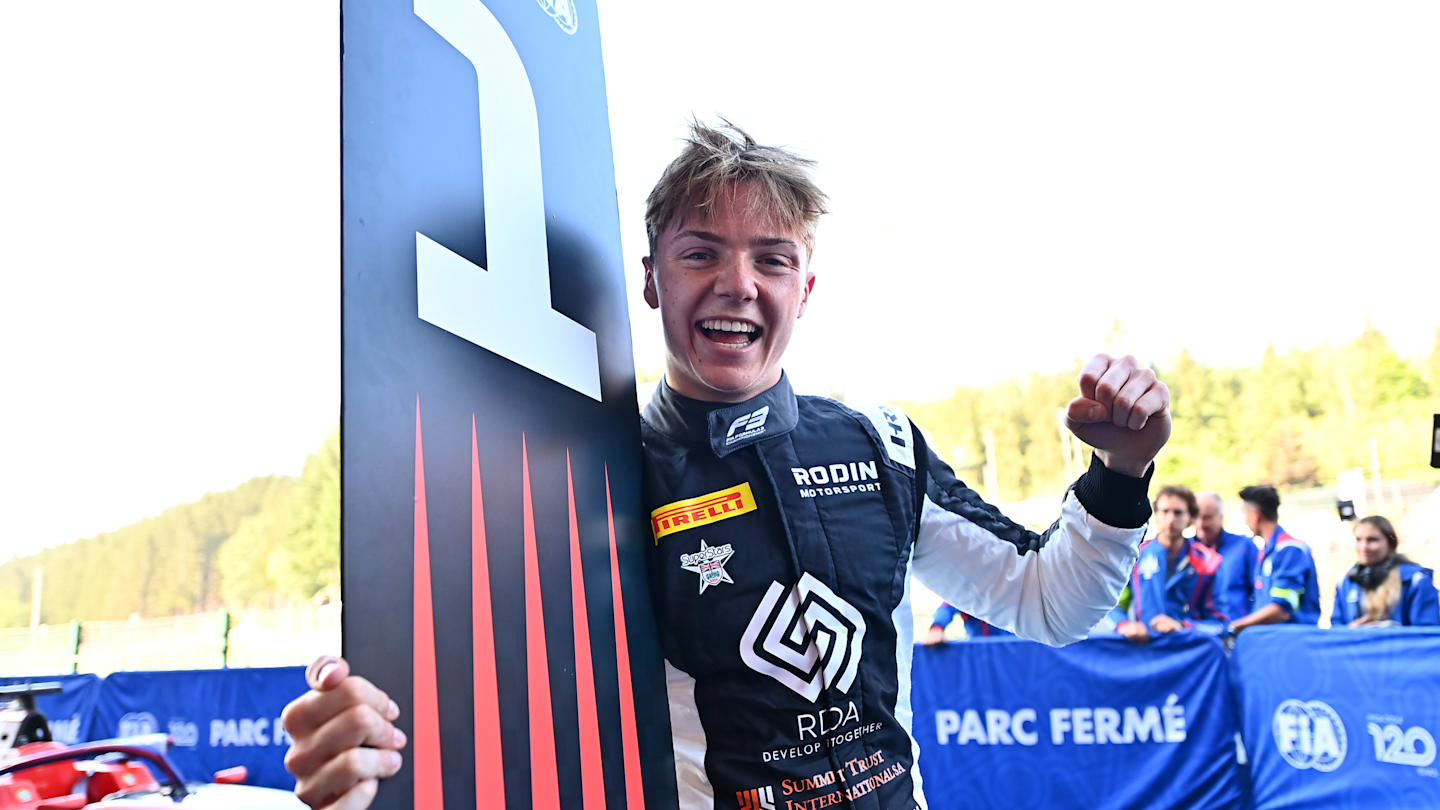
1362;566;1403;623
1355;516;1408;622
644;119;829;255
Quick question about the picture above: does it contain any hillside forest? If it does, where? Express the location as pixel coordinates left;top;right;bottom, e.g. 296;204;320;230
1;326;1437;627
902;326;1439;503
0;432;338;626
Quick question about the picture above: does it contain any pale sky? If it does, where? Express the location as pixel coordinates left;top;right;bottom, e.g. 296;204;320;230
2;1;1438;557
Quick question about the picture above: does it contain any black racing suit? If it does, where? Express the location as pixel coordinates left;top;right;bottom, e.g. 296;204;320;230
642;374;1151;810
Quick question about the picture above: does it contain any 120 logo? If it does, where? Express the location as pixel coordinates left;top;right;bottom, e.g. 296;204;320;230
1368;721;1436;768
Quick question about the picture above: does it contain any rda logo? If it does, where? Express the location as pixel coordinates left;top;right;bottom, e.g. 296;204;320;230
739;572;866;702
737;786;775;810
1368;719;1437;768
117;712;159;738
1274;699;1347;772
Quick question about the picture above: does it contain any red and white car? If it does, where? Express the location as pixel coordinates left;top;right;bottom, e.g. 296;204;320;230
0;737;305;810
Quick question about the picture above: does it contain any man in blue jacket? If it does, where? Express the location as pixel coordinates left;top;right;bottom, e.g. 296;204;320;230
1110;485;1227;643
925;602;1014;641
1228;485;1321;633
1194;492;1259;620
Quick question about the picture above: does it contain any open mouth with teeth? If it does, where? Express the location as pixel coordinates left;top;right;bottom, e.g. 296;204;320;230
697;318;762;348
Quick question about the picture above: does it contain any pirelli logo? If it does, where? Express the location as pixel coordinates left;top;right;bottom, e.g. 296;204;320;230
651;483;757;543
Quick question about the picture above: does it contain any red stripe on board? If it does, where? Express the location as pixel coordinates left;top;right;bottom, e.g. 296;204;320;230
412;399;444;808
522;437;561;810
472;417;504;803
567;453;605;809
607;466;646;809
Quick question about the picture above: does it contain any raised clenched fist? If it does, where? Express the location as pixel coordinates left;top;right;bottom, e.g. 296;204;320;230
1065;353;1172;478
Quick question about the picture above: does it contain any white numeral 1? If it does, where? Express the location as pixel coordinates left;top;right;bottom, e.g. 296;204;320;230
413;0;602;400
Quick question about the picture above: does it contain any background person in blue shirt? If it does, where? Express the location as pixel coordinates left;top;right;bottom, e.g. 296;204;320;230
1195;492;1259;620
924;602;1014;642
1112;485;1228;643
1332;515;1440;627
1228;485;1322;633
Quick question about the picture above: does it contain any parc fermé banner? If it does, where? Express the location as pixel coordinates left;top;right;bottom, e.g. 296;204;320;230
87;668;306;791
0;674;101;746
341;1;674;809
911;634;1242;810
1234;626;1440;810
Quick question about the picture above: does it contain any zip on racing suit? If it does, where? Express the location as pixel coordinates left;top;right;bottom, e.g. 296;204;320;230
642;374;1152;810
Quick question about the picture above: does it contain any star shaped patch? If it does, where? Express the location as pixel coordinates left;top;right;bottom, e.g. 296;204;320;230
680;539;736;594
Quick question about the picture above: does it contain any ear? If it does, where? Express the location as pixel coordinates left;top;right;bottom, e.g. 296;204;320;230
796;271;816;318
642;257;659;309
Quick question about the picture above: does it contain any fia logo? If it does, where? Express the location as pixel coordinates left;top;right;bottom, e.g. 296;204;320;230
737;786;776;810
117;712;159;738
739;573;866;702
1368;720;1437;768
1273;699;1347;772
858;404;915;469
679;540;735;594
725;406;770;446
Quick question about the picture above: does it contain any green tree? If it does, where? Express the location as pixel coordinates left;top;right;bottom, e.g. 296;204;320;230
268;430;340;603
216;506;291;609
0;474;294;626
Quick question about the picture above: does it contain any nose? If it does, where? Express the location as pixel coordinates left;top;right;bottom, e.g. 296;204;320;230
712;254;758;302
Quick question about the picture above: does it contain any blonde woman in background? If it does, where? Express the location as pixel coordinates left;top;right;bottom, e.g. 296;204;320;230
1331;516;1439;627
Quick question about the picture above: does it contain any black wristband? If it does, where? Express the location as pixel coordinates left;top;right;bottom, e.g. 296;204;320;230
1071;453;1153;529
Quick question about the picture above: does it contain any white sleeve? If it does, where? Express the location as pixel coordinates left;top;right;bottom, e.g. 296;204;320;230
912;489;1144;646
848;405;1150;646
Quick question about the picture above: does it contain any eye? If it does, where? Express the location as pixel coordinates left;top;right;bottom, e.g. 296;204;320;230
683;251;711;261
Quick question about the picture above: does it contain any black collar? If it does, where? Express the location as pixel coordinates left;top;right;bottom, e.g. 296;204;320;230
642;373;800;457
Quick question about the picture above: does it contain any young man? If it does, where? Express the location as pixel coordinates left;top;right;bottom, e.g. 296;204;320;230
1227;484;1321;632
1110;485;1226;644
281;122;1172;810
1194;492;1260;620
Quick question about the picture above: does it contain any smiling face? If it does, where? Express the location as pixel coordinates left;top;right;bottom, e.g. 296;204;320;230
643;182;814;403
1354;522;1391;566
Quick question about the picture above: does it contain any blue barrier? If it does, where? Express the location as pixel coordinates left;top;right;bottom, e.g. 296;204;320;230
0;673;100;745
87;667;305;790
8;629;1437;805
1233;626;1440;810
913;634;1243;809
